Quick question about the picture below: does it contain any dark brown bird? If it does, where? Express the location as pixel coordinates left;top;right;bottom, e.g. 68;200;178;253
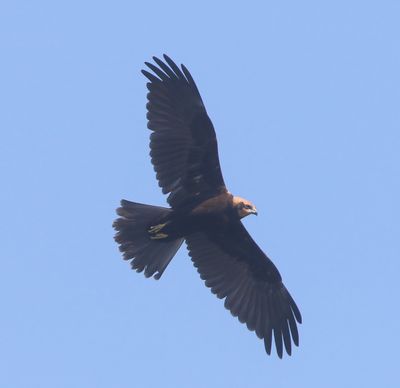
113;54;302;358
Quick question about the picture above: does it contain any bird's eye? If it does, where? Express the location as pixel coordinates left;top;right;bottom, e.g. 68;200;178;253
245;204;251;209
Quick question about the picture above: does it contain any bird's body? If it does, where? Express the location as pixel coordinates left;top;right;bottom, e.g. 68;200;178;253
147;192;231;240
113;55;302;358
147;192;254;241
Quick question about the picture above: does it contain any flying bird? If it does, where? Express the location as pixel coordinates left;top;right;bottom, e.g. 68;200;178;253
113;55;302;358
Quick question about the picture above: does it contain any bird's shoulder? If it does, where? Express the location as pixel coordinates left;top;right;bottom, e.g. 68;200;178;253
190;191;233;216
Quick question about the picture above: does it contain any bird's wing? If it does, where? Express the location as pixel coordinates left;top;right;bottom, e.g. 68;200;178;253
142;55;226;209
185;221;302;358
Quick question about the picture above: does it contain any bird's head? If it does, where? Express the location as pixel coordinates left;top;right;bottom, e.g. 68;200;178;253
233;196;258;219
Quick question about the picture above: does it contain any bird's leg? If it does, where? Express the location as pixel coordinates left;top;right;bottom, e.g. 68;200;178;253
148;222;167;233
150;233;169;240
148;222;169;239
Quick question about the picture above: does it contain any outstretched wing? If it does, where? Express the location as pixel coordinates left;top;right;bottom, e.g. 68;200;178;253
142;55;227;209
185;222;302;358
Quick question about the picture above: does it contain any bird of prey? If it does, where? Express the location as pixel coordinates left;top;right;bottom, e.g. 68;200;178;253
113;55;302;358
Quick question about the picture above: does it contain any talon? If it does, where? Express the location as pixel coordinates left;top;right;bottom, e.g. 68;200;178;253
150;233;168;240
148;223;167;233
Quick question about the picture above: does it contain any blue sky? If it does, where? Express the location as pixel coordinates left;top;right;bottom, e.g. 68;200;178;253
1;1;399;387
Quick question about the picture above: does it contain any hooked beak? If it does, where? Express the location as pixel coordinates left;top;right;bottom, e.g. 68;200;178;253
251;208;258;216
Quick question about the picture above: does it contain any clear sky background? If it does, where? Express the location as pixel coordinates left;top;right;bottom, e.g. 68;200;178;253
1;1;399;387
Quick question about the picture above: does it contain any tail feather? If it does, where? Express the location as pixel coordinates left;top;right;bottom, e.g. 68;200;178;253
113;200;183;279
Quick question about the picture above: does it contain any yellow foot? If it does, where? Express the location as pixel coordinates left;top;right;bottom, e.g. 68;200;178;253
148;223;167;233
150;233;168;240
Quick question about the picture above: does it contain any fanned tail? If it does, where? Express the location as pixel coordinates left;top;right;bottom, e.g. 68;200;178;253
113;200;183;279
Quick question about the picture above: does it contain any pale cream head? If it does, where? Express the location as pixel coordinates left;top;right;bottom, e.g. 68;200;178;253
232;196;258;219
